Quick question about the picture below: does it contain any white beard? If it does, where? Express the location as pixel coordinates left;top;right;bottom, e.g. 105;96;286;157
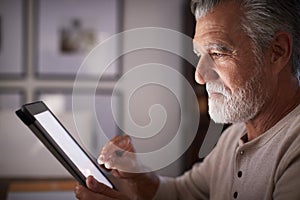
206;70;268;124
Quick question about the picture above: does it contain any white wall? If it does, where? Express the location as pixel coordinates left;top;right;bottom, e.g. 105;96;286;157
0;0;195;179
121;0;190;176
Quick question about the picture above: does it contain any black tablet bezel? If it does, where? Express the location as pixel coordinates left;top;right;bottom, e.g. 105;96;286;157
16;101;114;188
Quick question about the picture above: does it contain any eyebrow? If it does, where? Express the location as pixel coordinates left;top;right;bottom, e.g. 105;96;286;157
204;43;233;53
193;42;233;56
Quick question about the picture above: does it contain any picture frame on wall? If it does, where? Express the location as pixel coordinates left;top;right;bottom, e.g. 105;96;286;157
0;0;25;78
35;0;122;80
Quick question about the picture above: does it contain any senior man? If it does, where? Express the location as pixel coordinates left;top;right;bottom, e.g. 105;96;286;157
75;0;300;199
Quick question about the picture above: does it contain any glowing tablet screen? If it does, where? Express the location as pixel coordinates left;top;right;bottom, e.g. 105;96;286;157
34;111;112;188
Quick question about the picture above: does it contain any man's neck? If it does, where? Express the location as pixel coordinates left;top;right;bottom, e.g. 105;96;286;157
245;80;300;142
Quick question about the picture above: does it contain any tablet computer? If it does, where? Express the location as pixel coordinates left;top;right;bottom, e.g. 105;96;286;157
15;101;114;188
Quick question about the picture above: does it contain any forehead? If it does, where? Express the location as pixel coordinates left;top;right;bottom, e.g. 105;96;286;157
193;1;244;46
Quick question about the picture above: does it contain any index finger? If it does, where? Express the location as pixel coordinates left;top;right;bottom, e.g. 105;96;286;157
100;135;132;157
98;135;133;167
109;135;131;149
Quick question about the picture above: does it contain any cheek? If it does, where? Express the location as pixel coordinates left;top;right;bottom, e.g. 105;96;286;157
214;60;248;92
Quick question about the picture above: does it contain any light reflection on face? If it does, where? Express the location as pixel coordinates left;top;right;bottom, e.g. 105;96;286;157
206;67;267;123
193;2;270;123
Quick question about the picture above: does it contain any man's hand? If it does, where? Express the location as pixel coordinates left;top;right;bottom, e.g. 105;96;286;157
98;135;160;199
98;135;145;177
75;176;130;200
75;135;159;200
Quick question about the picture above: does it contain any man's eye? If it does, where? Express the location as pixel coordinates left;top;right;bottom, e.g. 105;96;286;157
210;52;224;58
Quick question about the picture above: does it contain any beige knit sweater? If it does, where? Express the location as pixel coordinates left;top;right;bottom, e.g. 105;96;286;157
154;104;300;200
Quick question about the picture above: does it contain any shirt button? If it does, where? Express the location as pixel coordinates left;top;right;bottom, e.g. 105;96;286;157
234;192;238;199
240;150;244;155
238;171;242;178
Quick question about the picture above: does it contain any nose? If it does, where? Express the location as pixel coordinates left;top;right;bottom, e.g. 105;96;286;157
195;68;205;84
195;54;219;85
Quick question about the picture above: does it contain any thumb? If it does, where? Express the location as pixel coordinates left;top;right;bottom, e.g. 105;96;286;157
86;176;117;196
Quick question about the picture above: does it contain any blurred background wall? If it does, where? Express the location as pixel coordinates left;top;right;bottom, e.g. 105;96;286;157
0;0;208;199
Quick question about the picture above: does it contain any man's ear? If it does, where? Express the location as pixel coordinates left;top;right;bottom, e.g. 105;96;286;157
270;31;292;75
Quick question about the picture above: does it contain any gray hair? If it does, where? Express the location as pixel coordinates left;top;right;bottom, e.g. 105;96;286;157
191;0;300;82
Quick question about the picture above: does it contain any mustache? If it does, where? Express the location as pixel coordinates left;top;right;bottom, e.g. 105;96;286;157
206;82;230;97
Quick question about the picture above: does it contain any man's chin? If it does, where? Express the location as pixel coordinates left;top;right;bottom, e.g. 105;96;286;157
208;103;227;124
208;106;259;124
208;102;240;124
